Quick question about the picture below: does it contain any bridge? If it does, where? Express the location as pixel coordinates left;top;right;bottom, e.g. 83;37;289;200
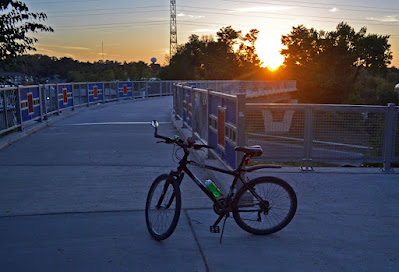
0;94;398;271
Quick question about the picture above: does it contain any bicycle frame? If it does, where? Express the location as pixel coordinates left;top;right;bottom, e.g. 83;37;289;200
170;147;263;215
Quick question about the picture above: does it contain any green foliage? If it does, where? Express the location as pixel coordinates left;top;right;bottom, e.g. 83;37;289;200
281;22;393;104
345;70;399;105
0;1;53;62
1;54;154;83
162;26;266;80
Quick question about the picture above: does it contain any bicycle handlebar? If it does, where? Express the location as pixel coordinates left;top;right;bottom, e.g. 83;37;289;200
151;120;213;150
154;133;213;150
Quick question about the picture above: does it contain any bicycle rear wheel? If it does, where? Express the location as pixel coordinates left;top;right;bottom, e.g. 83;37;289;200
233;176;297;235
145;174;181;241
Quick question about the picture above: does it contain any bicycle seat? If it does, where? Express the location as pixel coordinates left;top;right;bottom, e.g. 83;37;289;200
234;145;263;157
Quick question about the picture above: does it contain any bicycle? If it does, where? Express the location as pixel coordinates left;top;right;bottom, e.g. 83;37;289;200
145;120;297;242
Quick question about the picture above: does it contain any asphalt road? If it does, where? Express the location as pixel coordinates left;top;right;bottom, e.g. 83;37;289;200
0;96;398;271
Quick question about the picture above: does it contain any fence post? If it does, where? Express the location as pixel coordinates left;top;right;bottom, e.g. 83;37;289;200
71;84;75;111
16;86;23;131
55;84;60;115
145;81;148;98
2;90;8;128
172;83;176;118
206;89;211;146
116;81;119;101
302;106;314;171
42;85;48;120
190;87;194;137
38;84;43;122
86;82;90;107
382;103;397;172
236;93;246;168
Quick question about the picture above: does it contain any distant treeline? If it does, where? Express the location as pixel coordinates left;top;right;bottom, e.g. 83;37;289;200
1;24;399;106
0;55;154;83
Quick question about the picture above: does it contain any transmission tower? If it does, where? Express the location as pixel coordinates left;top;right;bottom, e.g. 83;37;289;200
170;0;177;59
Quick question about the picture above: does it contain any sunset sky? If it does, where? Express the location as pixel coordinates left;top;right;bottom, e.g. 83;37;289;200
25;0;399;69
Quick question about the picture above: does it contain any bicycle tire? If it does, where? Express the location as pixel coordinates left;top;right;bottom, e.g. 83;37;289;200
233;176;297;235
145;174;182;241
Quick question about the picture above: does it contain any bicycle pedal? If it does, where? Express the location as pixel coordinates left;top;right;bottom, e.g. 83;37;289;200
210;226;220;233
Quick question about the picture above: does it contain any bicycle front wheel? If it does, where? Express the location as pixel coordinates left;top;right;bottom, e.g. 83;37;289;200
145;174;182;241
233;176;297;235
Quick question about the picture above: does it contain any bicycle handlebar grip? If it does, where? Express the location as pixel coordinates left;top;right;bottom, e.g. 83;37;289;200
193;144;214;150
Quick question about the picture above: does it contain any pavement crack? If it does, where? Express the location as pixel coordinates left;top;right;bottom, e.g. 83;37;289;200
185;210;209;272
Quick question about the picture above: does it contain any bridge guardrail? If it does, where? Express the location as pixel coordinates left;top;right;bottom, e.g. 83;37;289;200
0;80;175;135
174;81;398;171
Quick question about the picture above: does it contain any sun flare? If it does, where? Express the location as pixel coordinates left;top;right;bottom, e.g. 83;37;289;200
255;37;285;71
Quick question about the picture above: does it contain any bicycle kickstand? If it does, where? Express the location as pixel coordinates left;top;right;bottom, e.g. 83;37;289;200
210;213;229;244
219;214;229;244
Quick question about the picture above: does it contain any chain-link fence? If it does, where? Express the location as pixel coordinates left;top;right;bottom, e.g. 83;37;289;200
246;103;399;169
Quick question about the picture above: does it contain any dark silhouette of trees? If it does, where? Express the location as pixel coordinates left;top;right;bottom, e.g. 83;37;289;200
1;54;154;83
0;0;53;61
1;0;53;83
281;22;393;104
161;26;266;80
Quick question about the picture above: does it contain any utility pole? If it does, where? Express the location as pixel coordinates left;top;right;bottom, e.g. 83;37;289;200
170;0;177;59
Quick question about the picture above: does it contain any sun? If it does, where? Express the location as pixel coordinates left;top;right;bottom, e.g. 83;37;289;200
255;37;285;71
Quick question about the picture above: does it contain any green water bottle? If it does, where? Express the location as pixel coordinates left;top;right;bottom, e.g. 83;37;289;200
205;179;222;198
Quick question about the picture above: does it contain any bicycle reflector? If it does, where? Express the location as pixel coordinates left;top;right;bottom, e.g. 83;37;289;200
245;158;250;165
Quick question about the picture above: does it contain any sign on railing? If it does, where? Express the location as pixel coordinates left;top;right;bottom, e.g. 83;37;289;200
58;84;73;110
1;80;176;135
175;84;246;169
118;82;133;98
20;86;41;122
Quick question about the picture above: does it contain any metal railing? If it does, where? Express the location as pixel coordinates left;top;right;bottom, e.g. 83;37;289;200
0;80;175;135
174;84;246;169
246;103;399;171
173;82;398;171
179;80;297;97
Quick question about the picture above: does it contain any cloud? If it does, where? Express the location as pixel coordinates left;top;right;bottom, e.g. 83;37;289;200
39;43;91;51
233;6;294;13
194;28;220;33
178;13;204;19
329;7;338;12
63;46;91;51
367;15;399;22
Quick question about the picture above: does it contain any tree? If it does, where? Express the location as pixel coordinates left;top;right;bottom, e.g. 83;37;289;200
0;1;53;62
281;22;393;104
163;26;265;80
216;26;241;52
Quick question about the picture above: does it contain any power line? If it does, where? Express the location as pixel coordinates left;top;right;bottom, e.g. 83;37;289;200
55;20;169;30
178;7;399;27
31;0;100;4
224;0;399;14
42;5;169;14
232;0;399;12
50;9;169;18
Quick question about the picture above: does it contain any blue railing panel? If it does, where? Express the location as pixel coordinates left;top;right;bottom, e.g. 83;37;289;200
20;86;41;122
118;82;133;98
57;84;73;110
88;82;104;103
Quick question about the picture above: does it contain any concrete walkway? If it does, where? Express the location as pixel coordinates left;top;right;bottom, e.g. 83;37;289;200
0;96;398;271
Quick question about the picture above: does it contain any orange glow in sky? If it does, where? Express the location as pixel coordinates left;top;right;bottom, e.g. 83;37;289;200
24;0;399;68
